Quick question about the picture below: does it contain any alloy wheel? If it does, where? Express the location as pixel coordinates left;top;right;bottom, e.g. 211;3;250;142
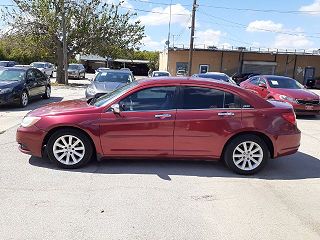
52;135;86;165
232;141;263;171
21;92;28;106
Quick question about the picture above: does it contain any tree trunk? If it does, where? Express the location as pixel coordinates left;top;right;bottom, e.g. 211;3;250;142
55;39;65;84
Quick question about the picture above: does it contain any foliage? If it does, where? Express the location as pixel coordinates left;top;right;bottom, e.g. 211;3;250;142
2;0;145;83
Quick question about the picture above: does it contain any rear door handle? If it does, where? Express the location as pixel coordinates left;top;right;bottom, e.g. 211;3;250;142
218;112;235;116
155;113;172;119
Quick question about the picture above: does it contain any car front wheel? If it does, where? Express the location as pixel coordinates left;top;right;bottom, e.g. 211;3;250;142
19;91;29;107
47;129;93;169
223;134;269;175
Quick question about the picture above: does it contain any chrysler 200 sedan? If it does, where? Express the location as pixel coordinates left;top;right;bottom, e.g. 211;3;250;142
16;78;301;175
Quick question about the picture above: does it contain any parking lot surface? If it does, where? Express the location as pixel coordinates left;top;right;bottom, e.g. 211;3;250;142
0;80;320;239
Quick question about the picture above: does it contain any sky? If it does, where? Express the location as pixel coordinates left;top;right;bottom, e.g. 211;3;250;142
2;0;320;52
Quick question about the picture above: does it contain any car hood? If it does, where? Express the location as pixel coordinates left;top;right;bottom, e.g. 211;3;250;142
0;81;21;89
93;81;126;92
28;100;98;117
271;88;319;100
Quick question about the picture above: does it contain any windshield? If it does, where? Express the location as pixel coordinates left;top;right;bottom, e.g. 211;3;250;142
68;65;80;70
153;72;170;77
31;63;45;68
267;77;304;89
0;69;25;81
93;81;138;107
198;74;229;82
95;71;132;83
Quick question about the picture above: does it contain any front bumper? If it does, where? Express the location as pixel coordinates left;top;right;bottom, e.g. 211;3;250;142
16;125;47;157
0;93;19;105
291;103;320;115
68;72;79;78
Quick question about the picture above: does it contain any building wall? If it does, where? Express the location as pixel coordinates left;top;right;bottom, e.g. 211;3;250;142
163;49;320;83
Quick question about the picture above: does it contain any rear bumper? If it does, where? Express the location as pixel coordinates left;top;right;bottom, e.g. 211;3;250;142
273;131;301;158
16;125;47;157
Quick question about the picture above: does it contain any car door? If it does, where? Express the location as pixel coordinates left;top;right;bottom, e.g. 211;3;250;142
243;77;261;95
174;85;243;158
99;86;177;157
34;69;47;94
25;69;38;96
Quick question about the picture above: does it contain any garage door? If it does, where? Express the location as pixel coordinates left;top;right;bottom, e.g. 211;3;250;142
242;61;277;75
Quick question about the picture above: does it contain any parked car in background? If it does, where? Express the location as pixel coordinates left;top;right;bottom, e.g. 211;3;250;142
193;72;237;84
95;67;110;75
0;61;17;67
120;68;131;72
68;64;86;79
232;72;259;85
17;77;300;175
176;69;186;77
30;62;54;77
85;69;134;99
240;75;320;115
151;71;171;77
0;67;50;107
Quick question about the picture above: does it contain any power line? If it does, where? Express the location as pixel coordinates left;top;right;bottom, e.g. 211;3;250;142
119;5;190;15
198;10;320;39
131;0;320;14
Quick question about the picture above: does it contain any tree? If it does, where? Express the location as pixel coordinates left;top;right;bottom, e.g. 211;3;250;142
2;0;144;83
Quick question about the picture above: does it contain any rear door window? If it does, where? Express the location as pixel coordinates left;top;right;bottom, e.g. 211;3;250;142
180;86;252;109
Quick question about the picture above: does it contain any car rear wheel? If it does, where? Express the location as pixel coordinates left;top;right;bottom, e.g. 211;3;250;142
223;134;269;175
47;129;93;169
19;91;29;107
43;85;51;99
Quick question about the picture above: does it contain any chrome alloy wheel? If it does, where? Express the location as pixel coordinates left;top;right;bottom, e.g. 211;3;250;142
232;141;263;171
52;135;85;165
46;86;51;98
21;92;28;106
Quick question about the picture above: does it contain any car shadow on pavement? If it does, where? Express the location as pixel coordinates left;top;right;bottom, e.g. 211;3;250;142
0;96;63;112
296;115;320;120
29;151;320;181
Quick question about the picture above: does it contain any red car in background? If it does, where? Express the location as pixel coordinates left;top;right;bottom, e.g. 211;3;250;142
240;75;320;115
17;78;300;175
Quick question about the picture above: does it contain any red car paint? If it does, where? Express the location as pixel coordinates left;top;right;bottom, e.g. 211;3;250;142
240;75;320;115
17;77;300;161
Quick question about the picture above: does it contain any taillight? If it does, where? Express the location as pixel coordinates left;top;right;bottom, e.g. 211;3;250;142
281;112;296;125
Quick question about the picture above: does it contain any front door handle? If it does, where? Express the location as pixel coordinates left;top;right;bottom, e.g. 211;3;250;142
218;112;235;116
155;113;172;119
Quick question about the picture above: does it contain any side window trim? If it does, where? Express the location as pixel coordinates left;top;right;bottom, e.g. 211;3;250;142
178;85;254;110
118;86;179;112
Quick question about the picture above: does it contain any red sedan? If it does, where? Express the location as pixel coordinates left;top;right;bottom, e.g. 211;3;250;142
240;75;320;115
16;78;301;175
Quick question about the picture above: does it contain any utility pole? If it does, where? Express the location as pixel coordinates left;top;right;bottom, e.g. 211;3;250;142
62;0;68;85
188;0;197;76
166;0;173;71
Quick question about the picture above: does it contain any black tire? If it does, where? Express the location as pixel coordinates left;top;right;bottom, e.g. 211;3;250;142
223;134;269;175
83;73;85;79
19;90;29;108
42;85;51;99
46;129;93;169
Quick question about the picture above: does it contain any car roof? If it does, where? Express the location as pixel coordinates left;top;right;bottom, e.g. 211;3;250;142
98;69;132;73
1;66;32;71
136;77;272;107
259;75;294;80
205;72;227;75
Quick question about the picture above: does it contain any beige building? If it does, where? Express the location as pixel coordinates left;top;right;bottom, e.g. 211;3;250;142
159;48;320;84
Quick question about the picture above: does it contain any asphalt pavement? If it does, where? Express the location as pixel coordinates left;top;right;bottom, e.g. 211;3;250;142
0;77;319;240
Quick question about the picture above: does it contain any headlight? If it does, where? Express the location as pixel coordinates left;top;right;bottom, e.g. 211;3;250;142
21;116;41;128
279;95;296;103
86;86;96;95
0;88;13;94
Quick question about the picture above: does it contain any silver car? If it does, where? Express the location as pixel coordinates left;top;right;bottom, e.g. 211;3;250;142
85;70;134;99
30;62;54;77
68;64;86;79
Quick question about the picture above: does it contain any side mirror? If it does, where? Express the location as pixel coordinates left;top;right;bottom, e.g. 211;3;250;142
110;103;121;114
258;83;267;88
